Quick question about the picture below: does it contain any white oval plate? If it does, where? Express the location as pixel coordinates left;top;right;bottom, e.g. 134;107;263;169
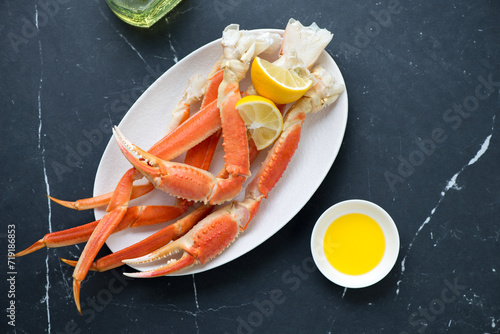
311;199;400;288
94;29;348;276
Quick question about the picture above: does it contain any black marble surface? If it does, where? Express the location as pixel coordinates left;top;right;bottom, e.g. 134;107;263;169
2;1;500;333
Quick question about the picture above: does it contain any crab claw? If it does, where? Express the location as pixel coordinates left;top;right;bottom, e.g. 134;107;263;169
123;250;196;278
113;127;247;205
123;202;250;278
113;127;162;178
113;127;218;203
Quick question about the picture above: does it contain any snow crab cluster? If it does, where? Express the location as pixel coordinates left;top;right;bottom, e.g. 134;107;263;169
17;19;344;313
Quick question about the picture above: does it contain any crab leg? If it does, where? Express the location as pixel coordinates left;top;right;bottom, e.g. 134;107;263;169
123;67;344;277
72;169;132;313
60;205;214;272
14;204;189;257
48;183;155;210
59;138;260;272
66;62;228;314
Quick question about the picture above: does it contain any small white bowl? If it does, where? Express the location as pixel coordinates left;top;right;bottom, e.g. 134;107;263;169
311;199;400;288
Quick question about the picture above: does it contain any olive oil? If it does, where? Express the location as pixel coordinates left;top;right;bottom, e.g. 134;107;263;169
105;0;183;28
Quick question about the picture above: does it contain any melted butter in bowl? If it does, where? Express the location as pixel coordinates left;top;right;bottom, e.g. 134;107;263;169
311;200;400;288
324;213;386;276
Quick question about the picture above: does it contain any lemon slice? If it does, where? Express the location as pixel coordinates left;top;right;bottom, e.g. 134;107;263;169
251;56;313;105
236;95;283;150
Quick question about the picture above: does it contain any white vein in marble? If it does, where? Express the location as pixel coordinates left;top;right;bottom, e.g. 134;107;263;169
96;0;152;70
192;274;200;334
168;34;179;63
35;3;52;333
396;115;496;297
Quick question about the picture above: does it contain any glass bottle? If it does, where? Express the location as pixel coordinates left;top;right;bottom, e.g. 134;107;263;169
105;0;183;28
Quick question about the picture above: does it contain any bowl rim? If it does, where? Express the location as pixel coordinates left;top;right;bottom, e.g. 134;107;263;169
310;199;400;288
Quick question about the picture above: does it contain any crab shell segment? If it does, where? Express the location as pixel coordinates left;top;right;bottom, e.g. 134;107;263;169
123;201;254;278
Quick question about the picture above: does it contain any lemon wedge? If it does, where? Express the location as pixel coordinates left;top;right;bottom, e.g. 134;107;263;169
236;95;283;150
251;56;313;105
